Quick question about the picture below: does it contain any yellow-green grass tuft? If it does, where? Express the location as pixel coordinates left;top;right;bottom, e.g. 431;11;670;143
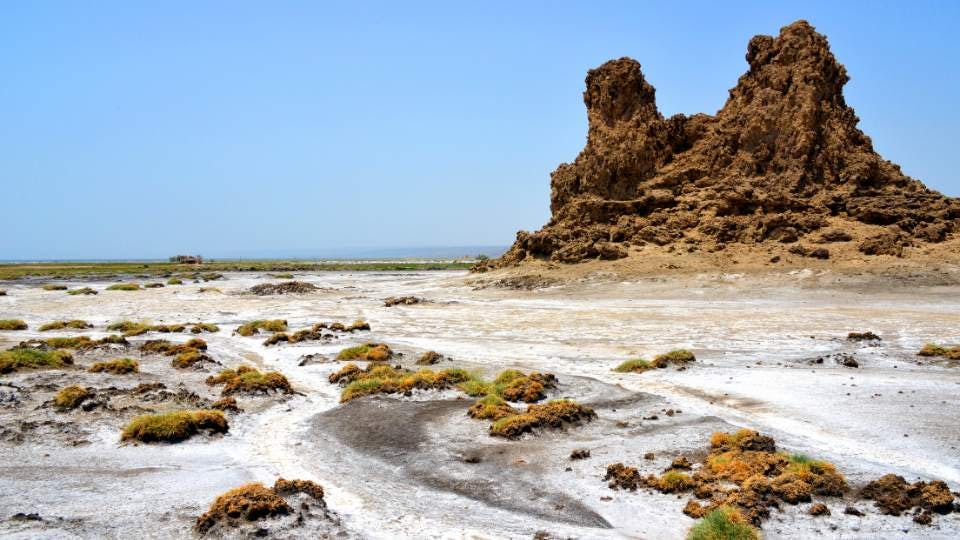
54;385;91;410
0;348;73;373
614;358;653;373
120;410;228;443
67;287;98;295
0;319;28;331
172;349;214;369
918;343;960;360
489;399;596;438
236;319;288;337
106;283;140;291
653;349;696;367
686;506;759;540
190;322;219;334
336;343;392;362
206;366;293;396
167;277;184;285
39;320;92;331
89;358;139;375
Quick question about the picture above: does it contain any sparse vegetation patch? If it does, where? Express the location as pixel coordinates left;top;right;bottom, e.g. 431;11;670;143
39;320;92;331
335;364;471;402
89;358;139;374
121;410;228;443
235;319;288;337
687;506;759;540
194;478;326;534
67;287;97;295
248;281;319;295
139;338;207;356
336;343;392;362
489;399;596;438
106;283;140;291
53;385;91;410
206;366;293;396
0;319;28;331
41;284;67;291
918;343;960;360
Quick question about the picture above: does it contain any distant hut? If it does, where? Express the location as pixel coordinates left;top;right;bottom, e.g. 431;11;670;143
169;255;203;264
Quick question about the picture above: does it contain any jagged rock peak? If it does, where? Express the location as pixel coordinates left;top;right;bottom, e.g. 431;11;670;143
478;20;959;270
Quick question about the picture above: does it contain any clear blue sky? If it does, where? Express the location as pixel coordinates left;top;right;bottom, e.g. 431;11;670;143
2;1;957;260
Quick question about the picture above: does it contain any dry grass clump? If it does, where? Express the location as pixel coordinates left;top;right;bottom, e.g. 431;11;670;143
67;287;97;295
694;430;846;524
139;338;207;356
198;287;222;293
263;321;370;346
615;350;696;373
210;396;241;412
0;319;28;331
194;478;325;533
417;351;442;365
144;282;165;288
54;385;91;410
172;350;214;369
0;348;73;373
248;281;318;295
39;320;92;331
918;343;960;360
460;369;557;403
191;322;219;334
32;334;129;351
42;284;68;291
206;366;293;396
336;343;392;362
167;277;183;285
613;358;653;373
235;319;288;337
467;394;518;420
653;349;696;367
603;428;851;527
489;400;596;439
89;358;139;374
605;462;643;490
269;273;294;279
687;506;759;540
109;320;191;337
106;283;141;291
337;364;472;402
860;473;955;517
120;410;228;443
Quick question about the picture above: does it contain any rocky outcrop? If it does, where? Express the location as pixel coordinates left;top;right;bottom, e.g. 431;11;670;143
489;21;958;267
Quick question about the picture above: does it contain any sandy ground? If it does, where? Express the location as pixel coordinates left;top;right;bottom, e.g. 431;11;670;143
1;269;959;539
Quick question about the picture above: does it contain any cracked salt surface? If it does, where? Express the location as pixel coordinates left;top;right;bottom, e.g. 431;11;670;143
0;270;958;538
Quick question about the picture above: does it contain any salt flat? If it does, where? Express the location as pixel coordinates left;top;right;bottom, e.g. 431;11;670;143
0;270;958;538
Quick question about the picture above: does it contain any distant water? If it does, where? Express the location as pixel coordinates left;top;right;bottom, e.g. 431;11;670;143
0;245;508;264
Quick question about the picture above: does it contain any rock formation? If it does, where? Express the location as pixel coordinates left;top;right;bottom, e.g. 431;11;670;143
490;20;958;267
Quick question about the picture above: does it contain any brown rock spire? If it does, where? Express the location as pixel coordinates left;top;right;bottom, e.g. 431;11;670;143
488;20;957;267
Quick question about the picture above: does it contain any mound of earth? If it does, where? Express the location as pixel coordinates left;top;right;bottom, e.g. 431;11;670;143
483;20;959;269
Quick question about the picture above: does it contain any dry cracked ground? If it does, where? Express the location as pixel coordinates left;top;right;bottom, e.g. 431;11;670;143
0;269;958;539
